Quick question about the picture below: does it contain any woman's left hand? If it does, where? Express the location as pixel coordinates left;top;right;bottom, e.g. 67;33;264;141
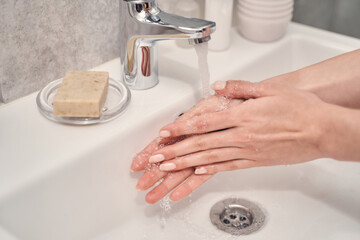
131;95;243;204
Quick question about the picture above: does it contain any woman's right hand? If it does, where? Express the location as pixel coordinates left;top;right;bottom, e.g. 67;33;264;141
130;95;243;204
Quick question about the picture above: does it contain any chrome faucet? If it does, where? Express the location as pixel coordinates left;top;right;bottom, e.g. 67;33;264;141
120;0;216;90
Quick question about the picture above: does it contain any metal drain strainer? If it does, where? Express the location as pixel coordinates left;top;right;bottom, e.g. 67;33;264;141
210;198;265;235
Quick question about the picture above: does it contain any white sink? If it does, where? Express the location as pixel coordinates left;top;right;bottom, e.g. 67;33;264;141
0;23;360;240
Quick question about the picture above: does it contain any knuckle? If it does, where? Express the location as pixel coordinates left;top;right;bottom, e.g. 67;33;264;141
233;130;255;145
229;161;240;170
194;137;207;150
185;155;198;168
164;147;177;159
220;110;231;122
175;157;187;169
173;124;185;136
194;118;209;132
231;133;244;145
204;151;219;164
207;165;218;174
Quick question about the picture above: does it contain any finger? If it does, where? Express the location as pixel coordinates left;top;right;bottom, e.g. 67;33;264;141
136;165;167;190
131;96;237;171
158;110;234;138
132;134;190;172
211;80;285;99
145;168;194;204
150;130;237;162
180;96;220;119
194;159;258;175
183;95;243;118
170;174;213;202
131;138;161;172
131;137;180;172
159;147;251;171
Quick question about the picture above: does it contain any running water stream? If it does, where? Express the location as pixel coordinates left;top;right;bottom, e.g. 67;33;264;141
194;42;211;98
158;42;211;228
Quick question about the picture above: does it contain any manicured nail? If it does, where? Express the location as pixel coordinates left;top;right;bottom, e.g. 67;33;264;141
195;167;208;174
159;130;171;138
149;154;165;163
211;81;226;90
159;163;176;171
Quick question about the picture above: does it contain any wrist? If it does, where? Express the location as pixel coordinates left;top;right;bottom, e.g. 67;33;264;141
319;104;360;161
316;103;339;159
262;66;333;94
262;70;305;90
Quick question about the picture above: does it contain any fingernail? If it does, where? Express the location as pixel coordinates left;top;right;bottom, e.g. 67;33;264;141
195;167;208;174
159;130;171;138
211;81;226;91
159;163;176;171
149;154;165;163
136;185;142;191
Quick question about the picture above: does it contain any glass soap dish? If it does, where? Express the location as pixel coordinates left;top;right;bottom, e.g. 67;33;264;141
36;78;131;125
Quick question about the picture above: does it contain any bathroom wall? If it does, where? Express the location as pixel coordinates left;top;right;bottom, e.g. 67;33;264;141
0;0;120;103
293;0;360;38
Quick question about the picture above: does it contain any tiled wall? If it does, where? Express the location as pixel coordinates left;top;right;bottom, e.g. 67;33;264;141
1;0;359;104
0;0;119;103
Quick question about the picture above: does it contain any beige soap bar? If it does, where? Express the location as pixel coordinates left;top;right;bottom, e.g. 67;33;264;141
53;71;109;118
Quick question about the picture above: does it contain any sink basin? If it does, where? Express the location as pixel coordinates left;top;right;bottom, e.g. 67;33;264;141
0;23;360;240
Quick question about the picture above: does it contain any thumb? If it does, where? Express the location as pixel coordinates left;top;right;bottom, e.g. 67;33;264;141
211;80;283;99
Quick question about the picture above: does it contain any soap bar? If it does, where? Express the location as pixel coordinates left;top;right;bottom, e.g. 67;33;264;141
53;71;109;118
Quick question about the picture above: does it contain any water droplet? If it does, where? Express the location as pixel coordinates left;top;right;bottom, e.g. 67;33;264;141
159;196;172;229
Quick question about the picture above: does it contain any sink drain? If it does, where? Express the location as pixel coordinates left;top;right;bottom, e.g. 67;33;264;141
210;198;265;235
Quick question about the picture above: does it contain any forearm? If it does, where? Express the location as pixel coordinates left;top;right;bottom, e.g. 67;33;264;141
321;105;360;161
264;49;360;108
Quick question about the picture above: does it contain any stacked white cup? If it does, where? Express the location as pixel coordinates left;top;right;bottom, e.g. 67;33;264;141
236;0;294;42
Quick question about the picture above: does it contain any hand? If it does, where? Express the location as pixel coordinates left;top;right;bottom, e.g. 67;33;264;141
261;49;360;109
131;95;243;204
150;81;332;176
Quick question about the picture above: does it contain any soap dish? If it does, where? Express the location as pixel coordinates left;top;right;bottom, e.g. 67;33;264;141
36;78;131;125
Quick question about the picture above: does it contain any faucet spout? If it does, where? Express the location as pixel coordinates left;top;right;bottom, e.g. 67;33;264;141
120;0;216;90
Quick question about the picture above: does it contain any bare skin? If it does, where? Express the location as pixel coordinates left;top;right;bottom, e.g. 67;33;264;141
153;82;360;173
263;49;360;108
131;96;243;203
131;49;360;204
